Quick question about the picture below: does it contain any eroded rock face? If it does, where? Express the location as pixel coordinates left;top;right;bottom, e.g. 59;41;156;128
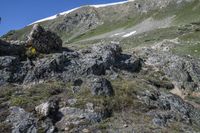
90;77;114;96
27;24;62;54
6;107;37;133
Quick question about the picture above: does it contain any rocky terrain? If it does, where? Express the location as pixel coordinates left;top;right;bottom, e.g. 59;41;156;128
1;0;200;132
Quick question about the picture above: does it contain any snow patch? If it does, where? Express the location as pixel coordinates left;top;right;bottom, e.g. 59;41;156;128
28;1;128;25
90;1;128;8
122;31;136;38
110;32;125;37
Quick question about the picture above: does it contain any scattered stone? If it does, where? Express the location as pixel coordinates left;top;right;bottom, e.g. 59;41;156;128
35;100;59;117
6;107;37;133
67;99;77;106
65;127;70;131
72;86;81;93
90;77;114;96
86;103;94;112
73;78;83;86
123;124;128;128
82;128;90;133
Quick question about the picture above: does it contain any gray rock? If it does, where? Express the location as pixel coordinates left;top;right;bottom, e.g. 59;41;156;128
67;99;77;106
138;47;200;91
0;39;25;57
90;77;114;96
73;78;83;86
72;86;81;93
152;112;174;127
0;43;141;86
91;43;122;68
27;24;62;54
6;107;37;133
23;53;69;84
0;56;20;85
35;100;59;117
56;106;111;131
40;118;55;133
141;90;200;126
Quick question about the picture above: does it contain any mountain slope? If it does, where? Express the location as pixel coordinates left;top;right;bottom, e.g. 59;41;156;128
2;0;200;45
1;0;200;132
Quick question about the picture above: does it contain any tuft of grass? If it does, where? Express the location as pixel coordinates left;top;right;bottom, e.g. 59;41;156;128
173;42;200;58
186;95;200;104
8;81;67;111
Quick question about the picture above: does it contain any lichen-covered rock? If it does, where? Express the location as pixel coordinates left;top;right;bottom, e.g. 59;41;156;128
6;107;37;133
23;53;70;84
141;90;200;127
90;77;114;96
91;43;122;68
27;24;62;54
137;47;200;91
0;43;141;86
35;100;59;117
0;56;20;85
56;106;112;131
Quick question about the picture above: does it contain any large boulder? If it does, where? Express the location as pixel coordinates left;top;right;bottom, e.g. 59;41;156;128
6;107;37;133
27;24;62;54
91;43;122;68
90;77;114;96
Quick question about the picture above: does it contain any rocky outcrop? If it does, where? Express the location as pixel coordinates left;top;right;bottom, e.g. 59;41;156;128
140;90;200;127
6;107;37;133
137;47;200;91
0;43;141;85
0;39;25;57
90;77;114;96
27;24;62;54
56;106;111;131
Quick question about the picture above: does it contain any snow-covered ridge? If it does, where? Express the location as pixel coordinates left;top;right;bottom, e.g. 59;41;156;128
89;1;128;8
29;1;128;25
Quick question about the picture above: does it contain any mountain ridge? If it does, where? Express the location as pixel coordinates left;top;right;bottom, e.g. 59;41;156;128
2;0;199;44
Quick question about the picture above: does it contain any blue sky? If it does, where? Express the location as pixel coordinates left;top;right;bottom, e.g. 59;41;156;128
0;0;125;36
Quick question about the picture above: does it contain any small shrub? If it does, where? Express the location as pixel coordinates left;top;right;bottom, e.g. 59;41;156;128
25;46;37;59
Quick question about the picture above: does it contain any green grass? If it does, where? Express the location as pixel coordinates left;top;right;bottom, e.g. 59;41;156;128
173;42;200;58
7;81;66;111
152;0;200;25
68;18;139;43
186;95;200;104
121;26;180;51
174;0;200;25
